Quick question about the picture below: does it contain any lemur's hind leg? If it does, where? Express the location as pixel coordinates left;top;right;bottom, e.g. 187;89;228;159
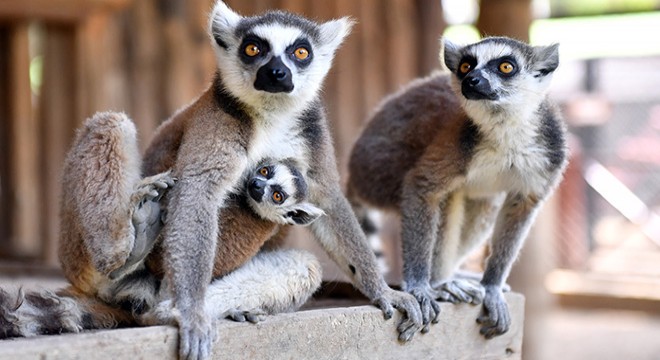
141;249;322;326
431;194;503;305
62;112;172;279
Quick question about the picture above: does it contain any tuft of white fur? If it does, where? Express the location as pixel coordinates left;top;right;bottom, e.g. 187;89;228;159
144;250;322;324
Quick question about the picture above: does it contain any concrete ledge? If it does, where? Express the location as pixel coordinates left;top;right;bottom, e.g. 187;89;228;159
0;293;523;360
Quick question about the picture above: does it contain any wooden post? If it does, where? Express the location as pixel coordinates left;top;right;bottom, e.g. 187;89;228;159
39;24;78;265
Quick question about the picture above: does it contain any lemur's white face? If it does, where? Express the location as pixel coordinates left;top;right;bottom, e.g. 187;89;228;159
245;161;324;226
443;37;559;120
209;1;353;114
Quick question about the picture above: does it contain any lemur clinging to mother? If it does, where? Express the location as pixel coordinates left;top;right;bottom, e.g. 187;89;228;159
348;36;567;338
0;111;324;338
138;2;422;358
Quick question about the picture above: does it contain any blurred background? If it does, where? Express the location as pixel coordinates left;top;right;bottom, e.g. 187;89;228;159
1;0;659;359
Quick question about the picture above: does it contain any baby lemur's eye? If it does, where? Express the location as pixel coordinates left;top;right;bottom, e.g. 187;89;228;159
245;44;261;57
459;62;472;74
259;167;269;177
499;62;514;74
272;191;283;203
294;47;309;60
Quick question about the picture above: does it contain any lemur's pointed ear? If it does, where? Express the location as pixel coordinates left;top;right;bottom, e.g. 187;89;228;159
318;17;355;54
531;43;560;76
442;38;462;73
284;203;325;226
209;1;241;50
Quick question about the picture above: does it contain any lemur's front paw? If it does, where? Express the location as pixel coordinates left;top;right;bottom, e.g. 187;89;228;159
178;312;215;360
477;285;510;339
226;309;267;324
373;288;423;342
405;285;441;334
435;278;485;305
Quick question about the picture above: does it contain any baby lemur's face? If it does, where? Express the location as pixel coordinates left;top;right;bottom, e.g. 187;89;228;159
209;2;353;111
246;161;324;226
443;37;559;108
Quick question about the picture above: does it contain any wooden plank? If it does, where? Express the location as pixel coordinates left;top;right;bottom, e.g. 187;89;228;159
415;0;445;75
0;0;131;22
8;22;41;257
38;24;78;265
384;0;417;90
476;0;533;41
0;26;11;256
0;293;524;360
547;269;660;312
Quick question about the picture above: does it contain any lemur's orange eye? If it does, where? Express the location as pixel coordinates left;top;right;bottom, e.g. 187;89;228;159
294;47;309;60
245;44;260;57
259;167;269;177
499;62;514;74
459;62;472;74
272;191;283;203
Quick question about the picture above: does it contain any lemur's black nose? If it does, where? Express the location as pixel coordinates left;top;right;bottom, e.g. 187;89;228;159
248;178;266;202
467;76;481;86
255;56;294;93
271;68;287;81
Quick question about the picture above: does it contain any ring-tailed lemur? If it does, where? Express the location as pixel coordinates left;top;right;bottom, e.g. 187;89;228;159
0;112;324;338
139;3;422;358
348;36;567;337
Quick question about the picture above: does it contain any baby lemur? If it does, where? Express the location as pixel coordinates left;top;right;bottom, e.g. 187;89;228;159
0;112;324;339
348;37;567;338
139;3;422;358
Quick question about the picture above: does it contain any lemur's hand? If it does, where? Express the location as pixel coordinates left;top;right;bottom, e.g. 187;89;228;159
477;285;510;338
178;310;215;360
372;287;423;342
406;284;441;334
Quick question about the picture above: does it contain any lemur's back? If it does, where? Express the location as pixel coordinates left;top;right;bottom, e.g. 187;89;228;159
348;73;466;209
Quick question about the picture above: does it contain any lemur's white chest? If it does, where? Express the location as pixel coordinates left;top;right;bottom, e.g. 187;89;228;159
464;119;550;197
246;112;307;169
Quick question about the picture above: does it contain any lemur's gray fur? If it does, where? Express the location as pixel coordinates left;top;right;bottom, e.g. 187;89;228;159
138;2;421;359
0;112;324;342
348;36;567;338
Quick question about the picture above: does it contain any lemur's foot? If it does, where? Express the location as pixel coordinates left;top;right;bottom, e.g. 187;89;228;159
110;172;176;280
434;278;485;305
451;270;511;293
477;285;510;339
132;171;176;209
404;285;440;335
226;308;267;324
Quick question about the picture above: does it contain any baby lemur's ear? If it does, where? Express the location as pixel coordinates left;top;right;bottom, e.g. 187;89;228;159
317;17;355;55
209;1;242;50
284;203;325;226
531;43;560;77
441;38;462;74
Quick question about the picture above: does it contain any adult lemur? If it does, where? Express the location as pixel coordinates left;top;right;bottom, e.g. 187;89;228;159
348;37;567;338
0;112;324;338
141;2;421;358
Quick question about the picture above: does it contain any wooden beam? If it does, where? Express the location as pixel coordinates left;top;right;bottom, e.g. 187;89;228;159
0;0;131;22
8;22;41;257
0;26;11;256
38;24;78;265
0;293;525;360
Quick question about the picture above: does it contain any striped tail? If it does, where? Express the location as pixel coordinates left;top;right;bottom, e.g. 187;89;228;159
0;286;134;339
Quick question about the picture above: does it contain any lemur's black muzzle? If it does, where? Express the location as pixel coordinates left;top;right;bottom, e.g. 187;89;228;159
461;71;499;101
254;56;294;93
248;178;266;202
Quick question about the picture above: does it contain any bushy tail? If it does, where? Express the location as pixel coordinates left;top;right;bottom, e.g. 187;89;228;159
0;286;134;339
